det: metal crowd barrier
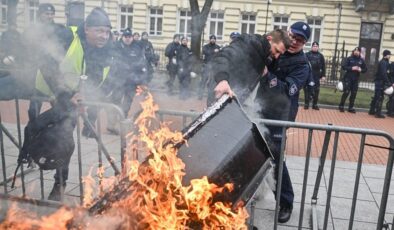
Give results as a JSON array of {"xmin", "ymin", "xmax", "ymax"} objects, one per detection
[
  {"xmin": 0, "ymin": 98, "xmax": 132, "ymax": 205},
  {"xmin": 1, "ymin": 104, "xmax": 393, "ymax": 230},
  {"xmin": 255, "ymin": 118, "xmax": 394, "ymax": 230}
]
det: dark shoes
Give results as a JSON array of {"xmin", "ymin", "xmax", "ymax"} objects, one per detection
[
  {"xmin": 48, "ymin": 183, "xmax": 66, "ymax": 201},
  {"xmin": 278, "ymin": 206, "xmax": 293, "ymax": 223},
  {"xmin": 339, "ymin": 106, "xmax": 345, "ymax": 112},
  {"xmin": 368, "ymin": 110, "xmax": 376, "ymax": 115},
  {"xmin": 348, "ymin": 108, "xmax": 356, "ymax": 113},
  {"xmin": 375, "ymin": 114, "xmax": 385, "ymax": 118},
  {"xmin": 304, "ymin": 105, "xmax": 309, "ymax": 110},
  {"xmin": 312, "ymin": 105, "xmax": 319, "ymax": 110}
]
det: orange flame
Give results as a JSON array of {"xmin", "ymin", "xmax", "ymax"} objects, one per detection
[{"xmin": 0, "ymin": 87, "xmax": 249, "ymax": 229}]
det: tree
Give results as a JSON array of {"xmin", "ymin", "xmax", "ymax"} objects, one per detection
[{"xmin": 189, "ymin": 0, "xmax": 213, "ymax": 58}]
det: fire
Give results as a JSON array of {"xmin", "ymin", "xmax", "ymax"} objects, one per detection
[{"xmin": 0, "ymin": 87, "xmax": 249, "ymax": 229}]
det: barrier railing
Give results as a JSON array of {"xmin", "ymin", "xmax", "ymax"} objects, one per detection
[
  {"xmin": 254, "ymin": 119, "xmax": 394, "ymax": 230},
  {"xmin": 0, "ymin": 98, "xmax": 132, "ymax": 205}
]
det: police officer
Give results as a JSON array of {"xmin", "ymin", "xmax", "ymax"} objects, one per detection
[
  {"xmin": 261, "ymin": 22, "xmax": 312, "ymax": 223},
  {"xmin": 199, "ymin": 34, "xmax": 221, "ymax": 99},
  {"xmin": 208, "ymin": 29, "xmax": 293, "ymax": 223},
  {"xmin": 305, "ymin": 41, "xmax": 326, "ymax": 110},
  {"xmin": 109, "ymin": 28, "xmax": 147, "ymax": 120},
  {"xmin": 338, "ymin": 47, "xmax": 367, "ymax": 113},
  {"xmin": 386, "ymin": 61, "xmax": 394, "ymax": 117},
  {"xmin": 164, "ymin": 34, "xmax": 181, "ymax": 95},
  {"xmin": 176, "ymin": 36, "xmax": 193, "ymax": 99},
  {"xmin": 369, "ymin": 50, "xmax": 392, "ymax": 118},
  {"xmin": 140, "ymin": 31, "xmax": 158, "ymax": 83}
]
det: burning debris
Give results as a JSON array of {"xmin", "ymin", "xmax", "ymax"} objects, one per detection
[{"xmin": 0, "ymin": 88, "xmax": 249, "ymax": 229}]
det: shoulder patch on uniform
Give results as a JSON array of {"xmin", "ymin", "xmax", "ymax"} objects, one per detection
[
  {"xmin": 289, "ymin": 84, "xmax": 298, "ymax": 96},
  {"xmin": 269, "ymin": 77, "xmax": 277, "ymax": 88}
]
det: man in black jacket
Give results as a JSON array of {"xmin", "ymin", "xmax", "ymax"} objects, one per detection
[
  {"xmin": 199, "ymin": 34, "xmax": 221, "ymax": 99},
  {"xmin": 305, "ymin": 41, "xmax": 326, "ymax": 110},
  {"xmin": 338, "ymin": 47, "xmax": 367, "ymax": 113},
  {"xmin": 165, "ymin": 34, "xmax": 180, "ymax": 95},
  {"xmin": 369, "ymin": 50, "xmax": 392, "ymax": 118},
  {"xmin": 20, "ymin": 7, "xmax": 114, "ymax": 201}
]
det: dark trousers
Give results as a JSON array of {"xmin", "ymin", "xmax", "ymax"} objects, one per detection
[
  {"xmin": 370, "ymin": 82, "xmax": 385, "ymax": 115},
  {"xmin": 304, "ymin": 85, "xmax": 320, "ymax": 107},
  {"xmin": 178, "ymin": 71, "xmax": 191, "ymax": 99},
  {"xmin": 166, "ymin": 64, "xmax": 177, "ymax": 92},
  {"xmin": 54, "ymin": 167, "xmax": 69, "ymax": 185},
  {"xmin": 271, "ymin": 137, "xmax": 294, "ymax": 208},
  {"xmin": 387, "ymin": 95, "xmax": 394, "ymax": 115},
  {"xmin": 198, "ymin": 64, "xmax": 209, "ymax": 97},
  {"xmin": 339, "ymin": 78, "xmax": 359, "ymax": 109}
]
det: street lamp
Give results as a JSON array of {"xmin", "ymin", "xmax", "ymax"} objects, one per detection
[{"xmin": 264, "ymin": 0, "xmax": 272, "ymax": 34}]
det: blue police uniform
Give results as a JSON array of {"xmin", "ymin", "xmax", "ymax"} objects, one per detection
[
  {"xmin": 369, "ymin": 51, "xmax": 391, "ymax": 117},
  {"xmin": 339, "ymin": 49, "xmax": 367, "ymax": 112}
]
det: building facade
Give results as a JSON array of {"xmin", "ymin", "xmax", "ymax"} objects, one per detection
[{"xmin": 1, "ymin": 0, "xmax": 393, "ymax": 79}]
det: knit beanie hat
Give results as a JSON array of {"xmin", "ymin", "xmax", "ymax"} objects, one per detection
[{"xmin": 85, "ymin": 7, "xmax": 111, "ymax": 28}]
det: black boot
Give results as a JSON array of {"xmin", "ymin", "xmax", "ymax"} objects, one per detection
[
  {"xmin": 278, "ymin": 206, "xmax": 293, "ymax": 223},
  {"xmin": 48, "ymin": 183, "xmax": 66, "ymax": 201}
]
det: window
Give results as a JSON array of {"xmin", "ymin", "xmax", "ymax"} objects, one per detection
[
  {"xmin": 28, "ymin": 0, "xmax": 39, "ymax": 23},
  {"xmin": 208, "ymin": 12, "xmax": 224, "ymax": 40},
  {"xmin": 149, "ymin": 8, "xmax": 163, "ymax": 36},
  {"xmin": 306, "ymin": 18, "xmax": 322, "ymax": 47},
  {"xmin": 178, "ymin": 10, "xmax": 191, "ymax": 37},
  {"xmin": 120, "ymin": 6, "xmax": 133, "ymax": 30},
  {"xmin": 1, "ymin": 0, "xmax": 7, "ymax": 25},
  {"xmin": 273, "ymin": 15, "xmax": 288, "ymax": 31},
  {"xmin": 66, "ymin": 2, "xmax": 84, "ymax": 26},
  {"xmin": 241, "ymin": 13, "xmax": 256, "ymax": 34}
]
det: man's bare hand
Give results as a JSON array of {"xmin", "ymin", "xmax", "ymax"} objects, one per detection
[
  {"xmin": 214, "ymin": 80, "xmax": 234, "ymax": 98},
  {"xmin": 71, "ymin": 92, "xmax": 83, "ymax": 106}
]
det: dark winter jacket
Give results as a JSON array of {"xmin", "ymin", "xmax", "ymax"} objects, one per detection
[
  {"xmin": 208, "ymin": 34, "xmax": 274, "ymax": 103},
  {"xmin": 202, "ymin": 42, "xmax": 221, "ymax": 63},
  {"xmin": 140, "ymin": 39, "xmax": 158, "ymax": 66},
  {"xmin": 265, "ymin": 50, "xmax": 311, "ymax": 122},
  {"xmin": 176, "ymin": 44, "xmax": 192, "ymax": 75},
  {"xmin": 341, "ymin": 55, "xmax": 367, "ymax": 80},
  {"xmin": 374, "ymin": 58, "xmax": 391, "ymax": 87},
  {"xmin": 110, "ymin": 39, "xmax": 147, "ymax": 85},
  {"xmin": 306, "ymin": 51, "xmax": 326, "ymax": 80},
  {"xmin": 165, "ymin": 41, "xmax": 180, "ymax": 72}
]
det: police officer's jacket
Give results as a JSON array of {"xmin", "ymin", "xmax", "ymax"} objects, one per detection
[
  {"xmin": 209, "ymin": 34, "xmax": 273, "ymax": 103},
  {"xmin": 202, "ymin": 42, "xmax": 221, "ymax": 63},
  {"xmin": 176, "ymin": 44, "xmax": 192, "ymax": 74},
  {"xmin": 264, "ymin": 50, "xmax": 311, "ymax": 122},
  {"xmin": 341, "ymin": 55, "xmax": 367, "ymax": 80},
  {"xmin": 306, "ymin": 51, "xmax": 325, "ymax": 80},
  {"xmin": 374, "ymin": 58, "xmax": 391, "ymax": 86},
  {"xmin": 113, "ymin": 39, "xmax": 146, "ymax": 80},
  {"xmin": 165, "ymin": 41, "xmax": 180, "ymax": 71}
]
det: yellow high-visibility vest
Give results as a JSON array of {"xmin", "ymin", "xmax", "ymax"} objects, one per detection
[{"xmin": 35, "ymin": 26, "xmax": 110, "ymax": 96}]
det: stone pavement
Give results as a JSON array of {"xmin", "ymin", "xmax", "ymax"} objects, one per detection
[{"xmin": 0, "ymin": 74, "xmax": 394, "ymax": 229}]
